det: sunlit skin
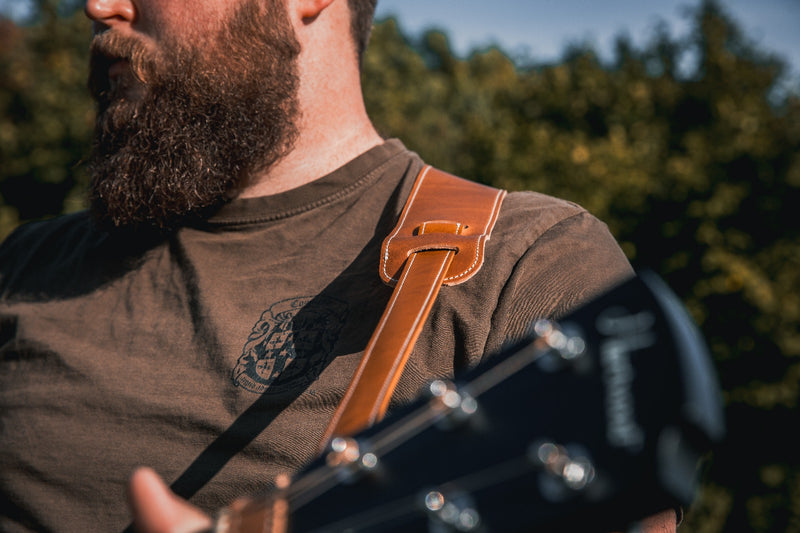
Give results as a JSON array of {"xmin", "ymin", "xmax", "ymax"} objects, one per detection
[{"xmin": 83, "ymin": 0, "xmax": 382, "ymax": 530}]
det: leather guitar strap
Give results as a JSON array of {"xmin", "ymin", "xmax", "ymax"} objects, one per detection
[{"xmin": 318, "ymin": 165, "xmax": 506, "ymax": 450}]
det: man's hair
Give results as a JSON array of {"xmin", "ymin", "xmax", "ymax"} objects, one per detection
[{"xmin": 347, "ymin": 0, "xmax": 377, "ymax": 60}]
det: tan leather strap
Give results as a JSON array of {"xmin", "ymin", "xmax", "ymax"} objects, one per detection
[{"xmin": 318, "ymin": 166, "xmax": 506, "ymax": 451}]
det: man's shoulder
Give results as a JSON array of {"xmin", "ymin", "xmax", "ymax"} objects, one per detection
[
  {"xmin": 502, "ymin": 188, "xmax": 583, "ymax": 213},
  {"xmin": 490, "ymin": 189, "xmax": 604, "ymax": 253},
  {"xmin": 0, "ymin": 212, "xmax": 103, "ymax": 299},
  {"xmin": 1, "ymin": 211, "xmax": 96, "ymax": 259},
  {"xmin": 479, "ymin": 187, "xmax": 633, "ymax": 329}
]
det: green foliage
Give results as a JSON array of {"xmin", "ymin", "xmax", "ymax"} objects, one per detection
[
  {"xmin": 2, "ymin": 0, "xmax": 799, "ymax": 530},
  {"xmin": 363, "ymin": 3, "xmax": 799, "ymax": 531},
  {"xmin": 0, "ymin": 0, "xmax": 92, "ymax": 239}
]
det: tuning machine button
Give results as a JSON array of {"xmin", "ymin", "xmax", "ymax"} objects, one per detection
[
  {"xmin": 422, "ymin": 489, "xmax": 481, "ymax": 531},
  {"xmin": 325, "ymin": 437, "xmax": 380, "ymax": 483},
  {"xmin": 532, "ymin": 319, "xmax": 589, "ymax": 373},
  {"xmin": 428, "ymin": 380, "xmax": 479, "ymax": 429},
  {"xmin": 529, "ymin": 441, "xmax": 596, "ymax": 501}
]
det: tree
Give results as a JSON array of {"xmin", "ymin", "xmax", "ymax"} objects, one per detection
[
  {"xmin": 0, "ymin": 0, "xmax": 92, "ymax": 239},
  {"xmin": 363, "ymin": 3, "xmax": 799, "ymax": 531}
]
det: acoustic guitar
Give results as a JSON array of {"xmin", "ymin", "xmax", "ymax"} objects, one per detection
[{"xmin": 212, "ymin": 271, "xmax": 725, "ymax": 532}]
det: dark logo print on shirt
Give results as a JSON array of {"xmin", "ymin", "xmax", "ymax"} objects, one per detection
[{"xmin": 231, "ymin": 296, "xmax": 348, "ymax": 394}]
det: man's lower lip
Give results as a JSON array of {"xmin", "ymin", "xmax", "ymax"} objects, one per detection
[{"xmin": 108, "ymin": 60, "xmax": 130, "ymax": 78}]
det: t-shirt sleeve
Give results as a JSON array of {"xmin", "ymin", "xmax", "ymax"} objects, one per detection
[{"xmin": 484, "ymin": 209, "xmax": 634, "ymax": 358}]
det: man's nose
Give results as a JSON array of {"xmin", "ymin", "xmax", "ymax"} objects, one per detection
[{"xmin": 84, "ymin": 0, "xmax": 136, "ymax": 26}]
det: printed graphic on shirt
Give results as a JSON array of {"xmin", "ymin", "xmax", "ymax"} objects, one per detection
[{"xmin": 232, "ymin": 296, "xmax": 348, "ymax": 394}]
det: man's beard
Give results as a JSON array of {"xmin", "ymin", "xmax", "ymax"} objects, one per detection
[{"xmin": 87, "ymin": 0, "xmax": 301, "ymax": 230}]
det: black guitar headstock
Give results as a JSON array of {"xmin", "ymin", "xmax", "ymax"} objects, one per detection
[{"xmin": 229, "ymin": 271, "xmax": 725, "ymax": 533}]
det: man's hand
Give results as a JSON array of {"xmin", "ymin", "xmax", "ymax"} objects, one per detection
[{"xmin": 128, "ymin": 467, "xmax": 213, "ymax": 533}]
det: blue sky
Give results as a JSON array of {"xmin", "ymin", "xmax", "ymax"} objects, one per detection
[
  {"xmin": 375, "ymin": 0, "xmax": 800, "ymax": 82},
  {"xmin": 0, "ymin": 0, "xmax": 796, "ymax": 82}
]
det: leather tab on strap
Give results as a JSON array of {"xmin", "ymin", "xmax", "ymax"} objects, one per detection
[{"xmin": 381, "ymin": 165, "xmax": 507, "ymax": 286}]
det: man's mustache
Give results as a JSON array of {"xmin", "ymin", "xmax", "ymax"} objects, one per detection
[{"xmin": 88, "ymin": 32, "xmax": 156, "ymax": 101}]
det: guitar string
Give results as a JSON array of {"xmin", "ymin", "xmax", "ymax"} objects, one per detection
[
  {"xmin": 301, "ymin": 455, "xmax": 537, "ymax": 533},
  {"xmin": 232, "ymin": 401, "xmax": 449, "ymax": 518},
  {"xmin": 232, "ymin": 335, "xmax": 555, "ymax": 526},
  {"xmin": 285, "ymin": 405, "xmax": 444, "ymax": 510},
  {"xmin": 285, "ymin": 336, "xmax": 552, "ymax": 511}
]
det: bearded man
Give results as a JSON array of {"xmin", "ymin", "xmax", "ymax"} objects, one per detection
[{"xmin": 0, "ymin": 0, "xmax": 678, "ymax": 532}]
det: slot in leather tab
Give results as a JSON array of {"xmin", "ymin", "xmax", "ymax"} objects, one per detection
[{"xmin": 381, "ymin": 166, "xmax": 506, "ymax": 286}]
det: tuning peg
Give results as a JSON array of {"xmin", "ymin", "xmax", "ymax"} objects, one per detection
[
  {"xmin": 325, "ymin": 437, "xmax": 381, "ymax": 484},
  {"xmin": 427, "ymin": 379, "xmax": 480, "ymax": 430},
  {"xmin": 422, "ymin": 489, "xmax": 481, "ymax": 532},
  {"xmin": 529, "ymin": 441, "xmax": 596, "ymax": 502},
  {"xmin": 532, "ymin": 319, "xmax": 590, "ymax": 374}
]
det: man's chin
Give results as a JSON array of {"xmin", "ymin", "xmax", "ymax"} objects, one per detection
[
  {"xmin": 109, "ymin": 82, "xmax": 147, "ymax": 105},
  {"xmin": 95, "ymin": 97, "xmax": 147, "ymax": 140}
]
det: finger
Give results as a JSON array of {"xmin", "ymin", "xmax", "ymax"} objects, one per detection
[{"xmin": 128, "ymin": 467, "xmax": 214, "ymax": 533}]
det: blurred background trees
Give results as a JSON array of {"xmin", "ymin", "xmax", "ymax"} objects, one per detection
[
  {"xmin": 2, "ymin": 0, "xmax": 799, "ymax": 530},
  {"xmin": 0, "ymin": 0, "xmax": 92, "ymax": 230},
  {"xmin": 362, "ymin": 8, "xmax": 800, "ymax": 529}
]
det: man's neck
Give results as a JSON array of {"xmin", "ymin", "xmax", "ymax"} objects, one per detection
[
  {"xmin": 236, "ymin": 0, "xmax": 384, "ymax": 199},
  {"xmin": 237, "ymin": 118, "xmax": 383, "ymax": 199}
]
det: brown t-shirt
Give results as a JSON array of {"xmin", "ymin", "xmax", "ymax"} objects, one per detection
[{"xmin": 0, "ymin": 140, "xmax": 633, "ymax": 531}]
